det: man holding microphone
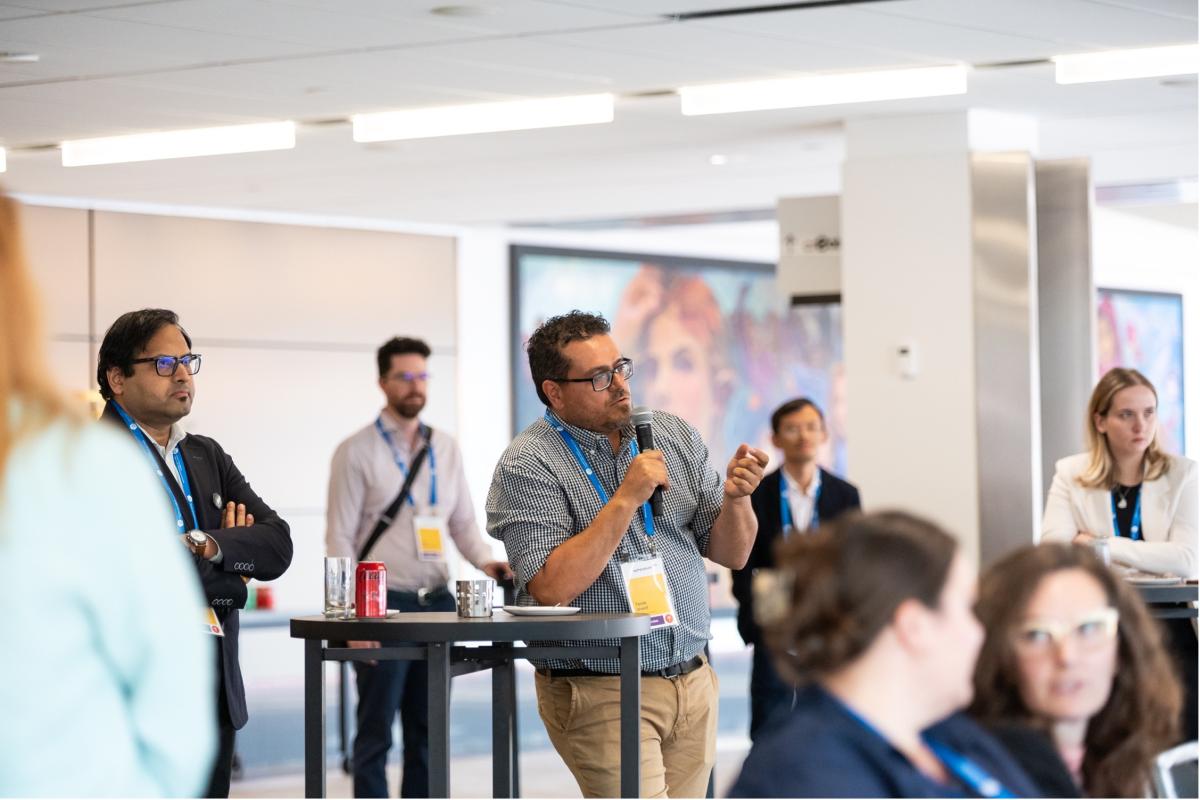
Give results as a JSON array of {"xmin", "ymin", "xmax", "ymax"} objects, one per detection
[{"xmin": 487, "ymin": 310, "xmax": 767, "ymax": 798}]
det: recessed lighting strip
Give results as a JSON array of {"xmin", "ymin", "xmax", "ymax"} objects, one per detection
[
  {"xmin": 678, "ymin": 64, "xmax": 968, "ymax": 115},
  {"xmin": 1053, "ymin": 44, "xmax": 1199, "ymax": 84},
  {"xmin": 61, "ymin": 121, "xmax": 296, "ymax": 167},
  {"xmin": 351, "ymin": 93, "xmax": 614, "ymax": 142}
]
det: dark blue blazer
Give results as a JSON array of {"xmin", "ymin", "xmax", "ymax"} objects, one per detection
[
  {"xmin": 729, "ymin": 685, "xmax": 1041, "ymax": 798},
  {"xmin": 102, "ymin": 402, "xmax": 292, "ymax": 729},
  {"xmin": 731, "ymin": 466, "xmax": 861, "ymax": 646}
]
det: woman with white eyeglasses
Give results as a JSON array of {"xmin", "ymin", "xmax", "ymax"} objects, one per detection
[{"xmin": 970, "ymin": 544, "xmax": 1181, "ymax": 797}]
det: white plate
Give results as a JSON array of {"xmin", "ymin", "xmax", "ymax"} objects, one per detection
[
  {"xmin": 335, "ymin": 609, "xmax": 401, "ymax": 620},
  {"xmin": 1124, "ymin": 575, "xmax": 1183, "ymax": 586},
  {"xmin": 502, "ymin": 605, "xmax": 581, "ymax": 616}
]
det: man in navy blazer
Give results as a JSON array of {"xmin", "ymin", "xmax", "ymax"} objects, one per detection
[
  {"xmin": 98, "ymin": 309, "xmax": 292, "ymax": 797},
  {"xmin": 731, "ymin": 397, "xmax": 861, "ymax": 739}
]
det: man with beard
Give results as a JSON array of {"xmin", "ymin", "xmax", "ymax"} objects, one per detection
[
  {"xmin": 487, "ymin": 311, "xmax": 768, "ymax": 798},
  {"xmin": 96, "ymin": 308, "xmax": 293, "ymax": 797},
  {"xmin": 326, "ymin": 335, "xmax": 511, "ymax": 799}
]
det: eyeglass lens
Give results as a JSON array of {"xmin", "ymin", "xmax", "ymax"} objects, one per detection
[
  {"xmin": 591, "ymin": 360, "xmax": 634, "ymax": 391},
  {"xmin": 156, "ymin": 354, "xmax": 202, "ymax": 376}
]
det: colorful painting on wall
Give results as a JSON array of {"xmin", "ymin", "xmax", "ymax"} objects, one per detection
[
  {"xmin": 511, "ymin": 245, "xmax": 847, "ymax": 474},
  {"xmin": 1096, "ymin": 288, "xmax": 1185, "ymax": 455}
]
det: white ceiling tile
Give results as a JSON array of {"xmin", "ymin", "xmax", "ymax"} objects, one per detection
[
  {"xmin": 93, "ymin": 0, "xmax": 489, "ymax": 49},
  {"xmin": 541, "ymin": 0, "xmax": 775, "ymax": 15},
  {"xmin": 875, "ymin": 0, "xmax": 1196, "ymax": 49},
  {"xmin": 538, "ymin": 22, "xmax": 921, "ymax": 85},
  {"xmin": 1082, "ymin": 0, "xmax": 1197, "ymax": 21},
  {"xmin": 268, "ymin": 0, "xmax": 651, "ymax": 30},
  {"xmin": 697, "ymin": 7, "xmax": 1072, "ymax": 64},
  {"xmin": 0, "ymin": 14, "xmax": 314, "ymax": 75}
]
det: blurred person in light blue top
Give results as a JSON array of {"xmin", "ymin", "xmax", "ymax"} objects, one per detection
[{"xmin": 0, "ymin": 191, "xmax": 216, "ymax": 797}]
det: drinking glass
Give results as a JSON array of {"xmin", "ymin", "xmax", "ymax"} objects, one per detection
[{"xmin": 324, "ymin": 557, "xmax": 354, "ymax": 618}]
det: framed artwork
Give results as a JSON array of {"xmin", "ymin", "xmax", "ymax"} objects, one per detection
[
  {"xmin": 510, "ymin": 245, "xmax": 847, "ymax": 473},
  {"xmin": 1096, "ymin": 288, "xmax": 1185, "ymax": 455}
]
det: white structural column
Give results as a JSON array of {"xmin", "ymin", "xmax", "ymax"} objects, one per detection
[{"xmin": 841, "ymin": 111, "xmax": 1041, "ymax": 567}]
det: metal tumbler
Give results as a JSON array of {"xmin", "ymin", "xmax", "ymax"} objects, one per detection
[{"xmin": 456, "ymin": 579, "xmax": 494, "ymax": 618}]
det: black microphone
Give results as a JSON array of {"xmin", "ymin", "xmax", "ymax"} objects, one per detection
[{"xmin": 632, "ymin": 405, "xmax": 664, "ymax": 517}]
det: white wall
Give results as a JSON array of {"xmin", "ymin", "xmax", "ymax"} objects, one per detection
[
  {"xmin": 1092, "ymin": 204, "xmax": 1199, "ymax": 459},
  {"xmin": 21, "ymin": 202, "xmax": 460, "ymax": 613}
]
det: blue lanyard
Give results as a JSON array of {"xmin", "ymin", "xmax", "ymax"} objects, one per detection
[
  {"xmin": 545, "ymin": 411, "xmax": 656, "ymax": 538},
  {"xmin": 828, "ymin": 690, "xmax": 1018, "ymax": 799},
  {"xmin": 375, "ymin": 417, "xmax": 437, "ymax": 508},
  {"xmin": 112, "ymin": 401, "xmax": 198, "ymax": 532},
  {"xmin": 780, "ymin": 472, "xmax": 821, "ymax": 537},
  {"xmin": 1110, "ymin": 490, "xmax": 1142, "ymax": 541},
  {"xmin": 924, "ymin": 739, "xmax": 1019, "ymax": 798}
]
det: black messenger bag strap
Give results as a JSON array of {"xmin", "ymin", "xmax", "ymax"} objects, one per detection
[{"xmin": 357, "ymin": 425, "xmax": 432, "ymax": 563}]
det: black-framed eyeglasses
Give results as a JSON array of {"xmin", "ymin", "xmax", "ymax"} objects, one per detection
[
  {"xmin": 553, "ymin": 358, "xmax": 633, "ymax": 392},
  {"xmin": 131, "ymin": 353, "xmax": 203, "ymax": 377}
]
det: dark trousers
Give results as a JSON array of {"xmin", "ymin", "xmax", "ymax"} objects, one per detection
[
  {"xmin": 353, "ymin": 588, "xmax": 456, "ymax": 798},
  {"xmin": 204, "ymin": 706, "xmax": 236, "ymax": 798},
  {"xmin": 749, "ymin": 643, "xmax": 796, "ymax": 742}
]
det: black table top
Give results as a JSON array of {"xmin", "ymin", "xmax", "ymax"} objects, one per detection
[
  {"xmin": 1134, "ymin": 583, "xmax": 1199, "ymax": 604},
  {"xmin": 290, "ymin": 611, "xmax": 652, "ymax": 642}
]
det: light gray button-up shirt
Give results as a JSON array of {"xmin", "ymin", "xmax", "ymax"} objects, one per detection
[{"xmin": 326, "ymin": 409, "xmax": 495, "ymax": 592}]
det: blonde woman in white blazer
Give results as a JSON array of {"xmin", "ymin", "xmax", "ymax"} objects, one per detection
[{"xmin": 1042, "ymin": 367, "xmax": 1198, "ymax": 578}]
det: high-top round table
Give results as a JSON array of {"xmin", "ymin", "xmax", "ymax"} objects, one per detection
[{"xmin": 290, "ymin": 612, "xmax": 652, "ymax": 798}]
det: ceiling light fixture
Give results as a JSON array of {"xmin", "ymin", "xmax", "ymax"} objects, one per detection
[
  {"xmin": 678, "ymin": 64, "xmax": 968, "ymax": 116},
  {"xmin": 0, "ymin": 52, "xmax": 40, "ymax": 63},
  {"xmin": 61, "ymin": 121, "xmax": 296, "ymax": 167},
  {"xmin": 1053, "ymin": 44, "xmax": 1199, "ymax": 84},
  {"xmin": 0, "ymin": 148, "xmax": 6, "ymax": 173},
  {"xmin": 351, "ymin": 94, "xmax": 615, "ymax": 143}
]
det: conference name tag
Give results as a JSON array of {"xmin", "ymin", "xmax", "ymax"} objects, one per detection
[
  {"xmin": 204, "ymin": 607, "xmax": 225, "ymax": 637},
  {"xmin": 413, "ymin": 515, "xmax": 447, "ymax": 562},
  {"xmin": 619, "ymin": 557, "xmax": 679, "ymax": 629}
]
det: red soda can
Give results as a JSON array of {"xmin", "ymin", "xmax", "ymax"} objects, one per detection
[{"xmin": 355, "ymin": 561, "xmax": 387, "ymax": 618}]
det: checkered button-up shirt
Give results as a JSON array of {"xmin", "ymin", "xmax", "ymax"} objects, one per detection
[{"xmin": 486, "ymin": 409, "xmax": 725, "ymax": 672}]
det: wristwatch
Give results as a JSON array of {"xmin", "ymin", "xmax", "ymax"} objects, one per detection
[{"xmin": 186, "ymin": 529, "xmax": 209, "ymax": 556}]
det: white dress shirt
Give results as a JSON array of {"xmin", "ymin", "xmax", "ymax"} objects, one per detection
[
  {"xmin": 783, "ymin": 466, "xmax": 822, "ymax": 533},
  {"xmin": 326, "ymin": 409, "xmax": 496, "ymax": 592}
]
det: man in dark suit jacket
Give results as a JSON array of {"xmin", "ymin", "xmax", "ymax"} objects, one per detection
[
  {"xmin": 731, "ymin": 397, "xmax": 860, "ymax": 740},
  {"xmin": 98, "ymin": 308, "xmax": 292, "ymax": 798}
]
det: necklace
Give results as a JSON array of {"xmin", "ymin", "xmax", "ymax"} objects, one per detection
[{"xmin": 1114, "ymin": 484, "xmax": 1136, "ymax": 510}]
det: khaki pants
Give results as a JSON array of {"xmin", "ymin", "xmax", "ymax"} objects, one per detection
[{"xmin": 534, "ymin": 658, "xmax": 718, "ymax": 798}]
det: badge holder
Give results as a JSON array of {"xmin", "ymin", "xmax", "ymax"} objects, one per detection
[
  {"xmin": 413, "ymin": 514, "xmax": 448, "ymax": 562},
  {"xmin": 204, "ymin": 607, "xmax": 225, "ymax": 637},
  {"xmin": 620, "ymin": 556, "xmax": 679, "ymax": 629}
]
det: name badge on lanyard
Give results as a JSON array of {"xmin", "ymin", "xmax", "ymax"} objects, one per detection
[
  {"xmin": 376, "ymin": 418, "xmax": 443, "ymax": 560},
  {"xmin": 113, "ymin": 402, "xmax": 198, "ymax": 533},
  {"xmin": 113, "ymin": 403, "xmax": 221, "ymax": 635},
  {"xmin": 204, "ymin": 607, "xmax": 226, "ymax": 637},
  {"xmin": 413, "ymin": 515, "xmax": 447, "ymax": 562},
  {"xmin": 619, "ymin": 557, "xmax": 680, "ymax": 629}
]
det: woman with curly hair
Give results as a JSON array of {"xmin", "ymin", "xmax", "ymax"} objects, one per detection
[
  {"xmin": 729, "ymin": 511, "xmax": 1039, "ymax": 798},
  {"xmin": 969, "ymin": 544, "xmax": 1182, "ymax": 797}
]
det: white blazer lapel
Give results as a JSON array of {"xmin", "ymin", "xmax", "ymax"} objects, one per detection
[
  {"xmin": 1088, "ymin": 487, "xmax": 1113, "ymax": 539},
  {"xmin": 1139, "ymin": 477, "xmax": 1168, "ymax": 543}
]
